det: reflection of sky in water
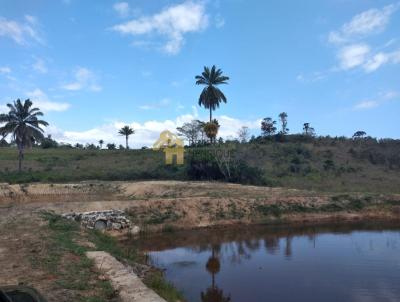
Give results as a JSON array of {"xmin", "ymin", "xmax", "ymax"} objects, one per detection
[{"xmin": 148, "ymin": 230, "xmax": 400, "ymax": 302}]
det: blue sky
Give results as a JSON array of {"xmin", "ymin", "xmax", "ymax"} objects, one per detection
[{"xmin": 0, "ymin": 0, "xmax": 399, "ymax": 147}]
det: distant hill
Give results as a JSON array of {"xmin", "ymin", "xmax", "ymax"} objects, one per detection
[{"xmin": 0, "ymin": 135, "xmax": 399, "ymax": 193}]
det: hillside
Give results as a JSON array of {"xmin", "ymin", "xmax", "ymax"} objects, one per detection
[{"xmin": 1, "ymin": 136, "xmax": 400, "ymax": 193}]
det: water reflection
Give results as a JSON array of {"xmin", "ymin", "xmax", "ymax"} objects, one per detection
[
  {"xmin": 131, "ymin": 222, "xmax": 400, "ymax": 302},
  {"xmin": 201, "ymin": 245, "xmax": 231, "ymax": 302}
]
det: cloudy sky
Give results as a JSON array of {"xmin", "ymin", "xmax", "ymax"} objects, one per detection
[{"xmin": 0, "ymin": 0, "xmax": 399, "ymax": 147}]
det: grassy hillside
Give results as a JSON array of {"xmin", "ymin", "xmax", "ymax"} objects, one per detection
[{"xmin": 1, "ymin": 136, "xmax": 400, "ymax": 193}]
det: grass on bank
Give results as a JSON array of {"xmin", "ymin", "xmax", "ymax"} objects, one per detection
[
  {"xmin": 1, "ymin": 136, "xmax": 400, "ymax": 193},
  {"xmin": 37, "ymin": 212, "xmax": 184, "ymax": 302}
]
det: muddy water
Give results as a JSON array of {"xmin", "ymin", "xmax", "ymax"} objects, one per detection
[{"xmin": 133, "ymin": 223, "xmax": 400, "ymax": 302}]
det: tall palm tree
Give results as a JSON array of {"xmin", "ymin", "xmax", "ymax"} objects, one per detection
[
  {"xmin": 118, "ymin": 125, "xmax": 134, "ymax": 149},
  {"xmin": 195, "ymin": 65, "xmax": 229, "ymax": 122},
  {"xmin": 98, "ymin": 139, "xmax": 104, "ymax": 149},
  {"xmin": 0, "ymin": 99, "xmax": 48, "ymax": 172}
]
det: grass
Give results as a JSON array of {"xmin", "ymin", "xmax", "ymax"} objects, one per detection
[
  {"xmin": 253, "ymin": 195, "xmax": 393, "ymax": 219},
  {"xmin": 1, "ymin": 136, "xmax": 400, "ymax": 193},
  {"xmin": 144, "ymin": 272, "xmax": 184, "ymax": 302},
  {"xmin": 38, "ymin": 212, "xmax": 183, "ymax": 302}
]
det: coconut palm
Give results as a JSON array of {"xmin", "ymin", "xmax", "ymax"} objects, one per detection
[
  {"xmin": 195, "ymin": 65, "xmax": 229, "ymax": 122},
  {"xmin": 118, "ymin": 125, "xmax": 134, "ymax": 149},
  {"xmin": 0, "ymin": 99, "xmax": 48, "ymax": 172}
]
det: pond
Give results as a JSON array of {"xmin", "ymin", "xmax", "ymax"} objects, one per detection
[{"xmin": 133, "ymin": 222, "xmax": 400, "ymax": 302}]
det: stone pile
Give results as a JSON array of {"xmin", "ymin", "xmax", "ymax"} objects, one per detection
[{"xmin": 62, "ymin": 210, "xmax": 135, "ymax": 231}]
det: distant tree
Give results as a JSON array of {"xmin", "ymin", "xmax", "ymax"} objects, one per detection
[
  {"xmin": 118, "ymin": 125, "xmax": 134, "ymax": 149},
  {"xmin": 85, "ymin": 143, "xmax": 98, "ymax": 150},
  {"xmin": 203, "ymin": 119, "xmax": 220, "ymax": 143},
  {"xmin": 0, "ymin": 99, "xmax": 48, "ymax": 172},
  {"xmin": 106, "ymin": 143, "xmax": 116, "ymax": 150},
  {"xmin": 118, "ymin": 144, "xmax": 125, "ymax": 150},
  {"xmin": 74, "ymin": 143, "xmax": 84, "ymax": 149},
  {"xmin": 303, "ymin": 123, "xmax": 315, "ymax": 136},
  {"xmin": 196, "ymin": 65, "xmax": 230, "ymax": 122},
  {"xmin": 98, "ymin": 139, "xmax": 104, "ymax": 149},
  {"xmin": 261, "ymin": 117, "xmax": 277, "ymax": 136},
  {"xmin": 40, "ymin": 134, "xmax": 59, "ymax": 149},
  {"xmin": 278, "ymin": 112, "xmax": 289, "ymax": 135},
  {"xmin": 0, "ymin": 134, "xmax": 9, "ymax": 147},
  {"xmin": 177, "ymin": 120, "xmax": 204, "ymax": 146},
  {"xmin": 353, "ymin": 131, "xmax": 367, "ymax": 139},
  {"xmin": 237, "ymin": 126, "xmax": 249, "ymax": 143}
]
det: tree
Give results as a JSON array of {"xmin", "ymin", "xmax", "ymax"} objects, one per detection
[
  {"xmin": 303, "ymin": 123, "xmax": 315, "ymax": 136},
  {"xmin": 85, "ymin": 143, "xmax": 98, "ymax": 150},
  {"xmin": 118, "ymin": 125, "xmax": 134, "ymax": 149},
  {"xmin": 203, "ymin": 120, "xmax": 220, "ymax": 143},
  {"xmin": 237, "ymin": 126, "xmax": 249, "ymax": 143},
  {"xmin": 195, "ymin": 65, "xmax": 230, "ymax": 122},
  {"xmin": 353, "ymin": 131, "xmax": 366, "ymax": 139},
  {"xmin": 176, "ymin": 120, "xmax": 204, "ymax": 146},
  {"xmin": 261, "ymin": 118, "xmax": 277, "ymax": 136},
  {"xmin": 106, "ymin": 143, "xmax": 116, "ymax": 150},
  {"xmin": 98, "ymin": 139, "xmax": 104, "ymax": 149},
  {"xmin": 278, "ymin": 112, "xmax": 289, "ymax": 135},
  {"xmin": 0, "ymin": 99, "xmax": 48, "ymax": 172},
  {"xmin": 41, "ymin": 134, "xmax": 59, "ymax": 149}
]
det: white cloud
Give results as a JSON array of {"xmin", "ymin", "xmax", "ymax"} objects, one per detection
[
  {"xmin": 111, "ymin": 1, "xmax": 209, "ymax": 54},
  {"xmin": 26, "ymin": 89, "xmax": 70, "ymax": 112},
  {"xmin": 48, "ymin": 110, "xmax": 261, "ymax": 147},
  {"xmin": 353, "ymin": 90, "xmax": 399, "ymax": 110},
  {"xmin": 327, "ymin": 3, "xmax": 400, "ymax": 73},
  {"xmin": 362, "ymin": 49, "xmax": 400, "ymax": 72},
  {"xmin": 32, "ymin": 58, "xmax": 48, "ymax": 74},
  {"xmin": 328, "ymin": 3, "xmax": 399, "ymax": 45},
  {"xmin": 113, "ymin": 2, "xmax": 130, "ymax": 18},
  {"xmin": 354, "ymin": 100, "xmax": 379, "ymax": 110},
  {"xmin": 139, "ymin": 98, "xmax": 170, "ymax": 110},
  {"xmin": 296, "ymin": 71, "xmax": 327, "ymax": 83},
  {"xmin": 363, "ymin": 52, "xmax": 389, "ymax": 72},
  {"xmin": 215, "ymin": 14, "xmax": 225, "ymax": 28},
  {"xmin": 337, "ymin": 44, "xmax": 370, "ymax": 70},
  {"xmin": 24, "ymin": 15, "xmax": 37, "ymax": 25},
  {"xmin": 62, "ymin": 67, "xmax": 102, "ymax": 92},
  {"xmin": 0, "ymin": 16, "xmax": 42, "ymax": 45},
  {"xmin": 0, "ymin": 104, "xmax": 7, "ymax": 114},
  {"xmin": 0, "ymin": 66, "xmax": 11, "ymax": 74}
]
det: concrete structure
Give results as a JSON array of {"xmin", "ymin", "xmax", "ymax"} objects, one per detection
[{"xmin": 86, "ymin": 251, "xmax": 166, "ymax": 302}]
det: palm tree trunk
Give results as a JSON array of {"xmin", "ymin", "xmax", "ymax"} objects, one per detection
[
  {"xmin": 209, "ymin": 107, "xmax": 212, "ymax": 123},
  {"xmin": 18, "ymin": 147, "xmax": 23, "ymax": 172},
  {"xmin": 126, "ymin": 136, "xmax": 128, "ymax": 149}
]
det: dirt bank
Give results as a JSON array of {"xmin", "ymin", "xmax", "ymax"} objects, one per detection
[
  {"xmin": 1, "ymin": 181, "xmax": 400, "ymax": 232},
  {"xmin": 1, "ymin": 180, "xmax": 400, "ymax": 301}
]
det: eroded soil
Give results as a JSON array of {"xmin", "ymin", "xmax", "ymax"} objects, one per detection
[{"xmin": 1, "ymin": 180, "xmax": 400, "ymax": 301}]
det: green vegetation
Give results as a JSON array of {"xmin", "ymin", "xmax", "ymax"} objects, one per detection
[
  {"xmin": 195, "ymin": 65, "xmax": 229, "ymax": 122},
  {"xmin": 38, "ymin": 212, "xmax": 183, "ymax": 302},
  {"xmin": 0, "ymin": 99, "xmax": 48, "ymax": 172},
  {"xmin": 118, "ymin": 125, "xmax": 135, "ymax": 149},
  {"xmin": 143, "ymin": 272, "xmax": 184, "ymax": 302},
  {"xmin": 1, "ymin": 135, "xmax": 400, "ymax": 193},
  {"xmin": 35, "ymin": 212, "xmax": 117, "ymax": 301},
  {"xmin": 254, "ymin": 194, "xmax": 399, "ymax": 219}
]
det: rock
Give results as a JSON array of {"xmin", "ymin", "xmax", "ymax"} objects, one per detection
[
  {"xmin": 62, "ymin": 210, "xmax": 136, "ymax": 231},
  {"xmin": 130, "ymin": 225, "xmax": 140, "ymax": 235}
]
